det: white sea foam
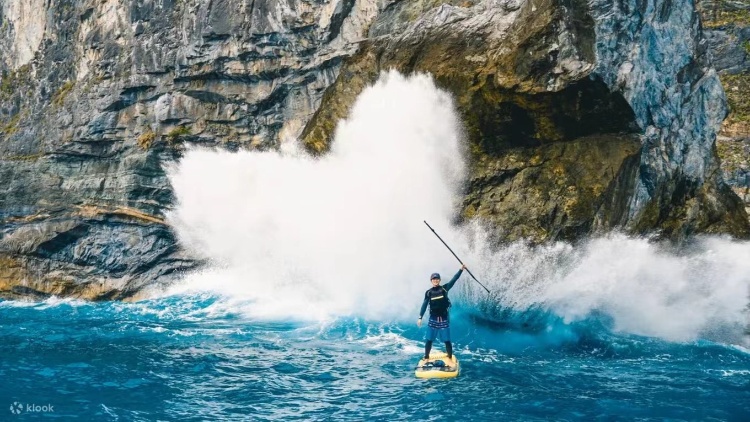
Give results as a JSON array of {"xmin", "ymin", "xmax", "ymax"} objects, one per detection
[
  {"xmin": 468, "ymin": 233, "xmax": 750, "ymax": 343},
  {"xmin": 166, "ymin": 71, "xmax": 467, "ymax": 321},
  {"xmin": 166, "ymin": 70, "xmax": 750, "ymax": 344},
  {"xmin": 357, "ymin": 332, "xmax": 423, "ymax": 354}
]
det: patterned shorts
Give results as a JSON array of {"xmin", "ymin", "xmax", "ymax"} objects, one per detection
[{"xmin": 426, "ymin": 316, "xmax": 451, "ymax": 342}]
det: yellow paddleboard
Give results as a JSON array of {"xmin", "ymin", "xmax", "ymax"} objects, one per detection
[{"xmin": 415, "ymin": 352, "xmax": 459, "ymax": 379}]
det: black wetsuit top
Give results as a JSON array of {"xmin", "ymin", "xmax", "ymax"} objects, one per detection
[{"xmin": 419, "ymin": 269, "xmax": 463, "ymax": 320}]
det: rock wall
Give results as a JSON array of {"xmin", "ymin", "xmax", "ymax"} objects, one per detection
[
  {"xmin": 0, "ymin": 0, "xmax": 385, "ymax": 300},
  {"xmin": 304, "ymin": 0, "xmax": 750, "ymax": 242},
  {"xmin": 700, "ymin": 0, "xmax": 750, "ymax": 215},
  {"xmin": 0, "ymin": 0, "xmax": 747, "ymax": 300}
]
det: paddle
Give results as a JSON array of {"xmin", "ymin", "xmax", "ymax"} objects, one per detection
[{"xmin": 423, "ymin": 220, "xmax": 491, "ymax": 293}]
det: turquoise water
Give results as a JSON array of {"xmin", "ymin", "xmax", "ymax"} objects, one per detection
[{"xmin": 1, "ymin": 295, "xmax": 748, "ymax": 421}]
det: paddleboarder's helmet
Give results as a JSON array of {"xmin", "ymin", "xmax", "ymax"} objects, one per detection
[{"xmin": 430, "ymin": 273, "xmax": 440, "ymax": 280}]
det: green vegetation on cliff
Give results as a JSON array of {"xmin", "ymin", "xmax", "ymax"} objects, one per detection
[
  {"xmin": 166, "ymin": 126, "xmax": 191, "ymax": 143},
  {"xmin": 0, "ymin": 65, "xmax": 31, "ymax": 101},
  {"xmin": 1, "ymin": 112, "xmax": 22, "ymax": 135},
  {"xmin": 701, "ymin": 1, "xmax": 750, "ymax": 28},
  {"xmin": 137, "ymin": 130, "xmax": 156, "ymax": 149},
  {"xmin": 52, "ymin": 81, "xmax": 75, "ymax": 108},
  {"xmin": 719, "ymin": 72, "xmax": 750, "ymax": 136},
  {"xmin": 717, "ymin": 136, "xmax": 748, "ymax": 174}
]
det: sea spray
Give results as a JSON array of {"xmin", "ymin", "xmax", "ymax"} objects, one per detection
[
  {"xmin": 166, "ymin": 71, "xmax": 467, "ymax": 320},
  {"xmin": 166, "ymin": 70, "xmax": 750, "ymax": 345},
  {"xmin": 464, "ymin": 230, "xmax": 750, "ymax": 344}
]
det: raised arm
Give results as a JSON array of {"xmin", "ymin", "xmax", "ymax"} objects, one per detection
[{"xmin": 442, "ymin": 266, "xmax": 465, "ymax": 291}]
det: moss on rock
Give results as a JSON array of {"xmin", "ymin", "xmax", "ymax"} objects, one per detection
[
  {"xmin": 701, "ymin": 3, "xmax": 750, "ymax": 28},
  {"xmin": 137, "ymin": 129, "xmax": 157, "ymax": 149},
  {"xmin": 719, "ymin": 72, "xmax": 750, "ymax": 137},
  {"xmin": 166, "ymin": 125, "xmax": 191, "ymax": 143},
  {"xmin": 52, "ymin": 80, "xmax": 75, "ymax": 108},
  {"xmin": 1, "ymin": 112, "xmax": 22, "ymax": 135}
]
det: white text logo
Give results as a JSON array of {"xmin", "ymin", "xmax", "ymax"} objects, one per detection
[{"xmin": 8, "ymin": 402, "xmax": 55, "ymax": 415}]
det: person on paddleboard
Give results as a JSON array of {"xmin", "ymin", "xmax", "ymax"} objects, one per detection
[{"xmin": 417, "ymin": 264, "xmax": 466, "ymax": 361}]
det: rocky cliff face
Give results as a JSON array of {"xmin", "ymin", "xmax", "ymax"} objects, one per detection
[
  {"xmin": 304, "ymin": 0, "xmax": 750, "ymax": 241},
  {"xmin": 0, "ymin": 0, "xmax": 381, "ymax": 300},
  {"xmin": 699, "ymin": 0, "xmax": 750, "ymax": 215},
  {"xmin": 1, "ymin": 0, "xmax": 747, "ymax": 300}
]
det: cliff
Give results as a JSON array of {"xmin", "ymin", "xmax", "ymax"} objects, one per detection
[
  {"xmin": 1, "ymin": 0, "xmax": 747, "ymax": 300},
  {"xmin": 700, "ymin": 0, "xmax": 750, "ymax": 215}
]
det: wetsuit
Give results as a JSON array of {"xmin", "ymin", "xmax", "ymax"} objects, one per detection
[{"xmin": 419, "ymin": 269, "xmax": 463, "ymax": 359}]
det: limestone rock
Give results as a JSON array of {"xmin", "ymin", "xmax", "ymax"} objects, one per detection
[
  {"xmin": 304, "ymin": 0, "xmax": 750, "ymax": 242},
  {"xmin": 0, "ymin": 0, "xmax": 748, "ymax": 300}
]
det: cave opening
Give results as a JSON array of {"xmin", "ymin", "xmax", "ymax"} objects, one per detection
[{"xmin": 469, "ymin": 76, "xmax": 639, "ymax": 155}]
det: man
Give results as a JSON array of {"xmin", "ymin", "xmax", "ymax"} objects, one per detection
[{"xmin": 417, "ymin": 264, "xmax": 466, "ymax": 362}]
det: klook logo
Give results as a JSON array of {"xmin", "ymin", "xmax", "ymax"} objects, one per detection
[
  {"xmin": 9, "ymin": 402, "xmax": 22, "ymax": 415},
  {"xmin": 8, "ymin": 402, "xmax": 54, "ymax": 415}
]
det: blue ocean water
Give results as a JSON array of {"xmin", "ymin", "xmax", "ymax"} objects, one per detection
[{"xmin": 1, "ymin": 294, "xmax": 748, "ymax": 421}]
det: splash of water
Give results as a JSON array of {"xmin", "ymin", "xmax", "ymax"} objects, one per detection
[
  {"xmin": 166, "ymin": 70, "xmax": 750, "ymax": 344},
  {"xmin": 466, "ymin": 230, "xmax": 750, "ymax": 343},
  {"xmin": 166, "ymin": 71, "xmax": 467, "ymax": 320}
]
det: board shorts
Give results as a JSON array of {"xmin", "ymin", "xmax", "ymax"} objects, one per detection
[{"xmin": 426, "ymin": 315, "xmax": 451, "ymax": 342}]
